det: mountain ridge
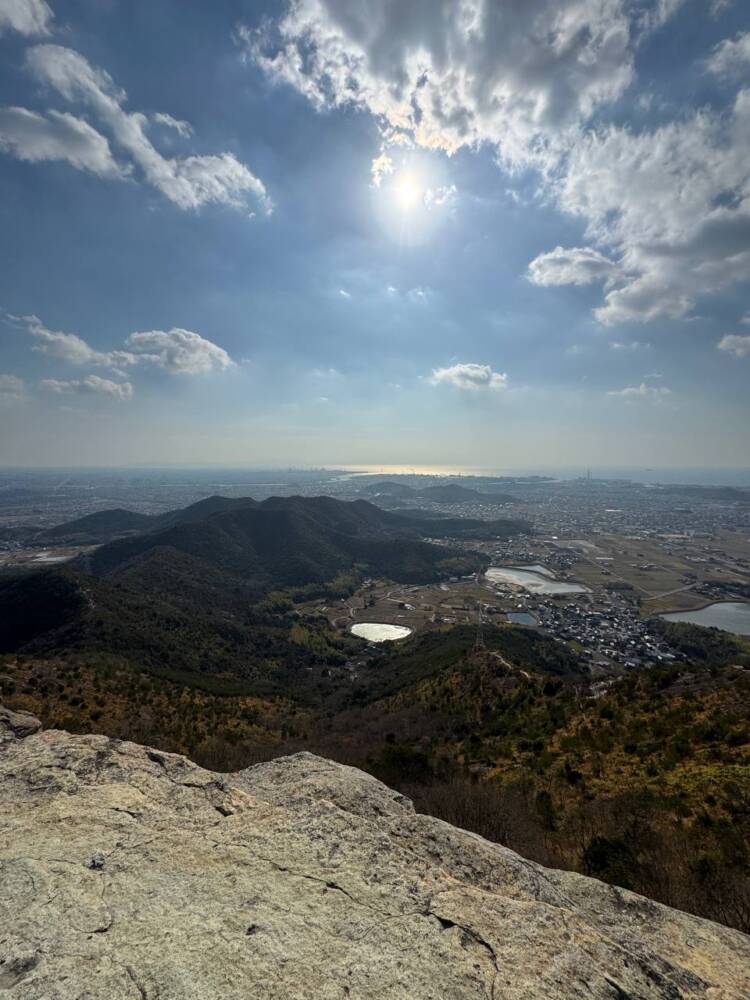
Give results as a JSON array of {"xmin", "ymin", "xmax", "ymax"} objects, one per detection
[
  {"xmin": 38, "ymin": 493, "xmax": 530, "ymax": 547},
  {"xmin": 77, "ymin": 495, "xmax": 501, "ymax": 587},
  {"xmin": 0, "ymin": 495, "xmax": 523, "ymax": 690}
]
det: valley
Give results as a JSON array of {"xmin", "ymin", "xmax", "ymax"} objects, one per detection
[{"xmin": 1, "ymin": 469, "xmax": 749, "ymax": 933}]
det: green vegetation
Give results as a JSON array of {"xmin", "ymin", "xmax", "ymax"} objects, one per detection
[
  {"xmin": 653, "ymin": 619, "xmax": 750, "ymax": 666},
  {"xmin": 355, "ymin": 654, "xmax": 750, "ymax": 933},
  {"xmin": 357, "ymin": 623, "xmax": 583, "ymax": 703},
  {"xmin": 0, "ymin": 565, "xmax": 361, "ymax": 700},
  {"xmin": 3, "ymin": 497, "xmax": 748, "ymax": 932},
  {"xmin": 5, "ymin": 624, "xmax": 748, "ymax": 932},
  {"xmin": 81, "ymin": 496, "xmax": 492, "ymax": 590},
  {"xmin": 0, "ymin": 496, "xmax": 508, "ymax": 694}
]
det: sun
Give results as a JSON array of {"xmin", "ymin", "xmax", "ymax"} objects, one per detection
[{"xmin": 392, "ymin": 171, "xmax": 423, "ymax": 211}]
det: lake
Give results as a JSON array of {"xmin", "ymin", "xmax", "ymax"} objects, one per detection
[
  {"xmin": 486, "ymin": 566, "xmax": 589, "ymax": 595},
  {"xmin": 660, "ymin": 602, "xmax": 750, "ymax": 636},
  {"xmin": 351, "ymin": 623, "xmax": 413, "ymax": 642}
]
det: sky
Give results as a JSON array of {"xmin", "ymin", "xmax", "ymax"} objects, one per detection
[{"xmin": 0, "ymin": 0, "xmax": 748, "ymax": 471}]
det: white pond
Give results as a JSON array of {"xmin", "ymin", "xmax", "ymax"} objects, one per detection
[
  {"xmin": 660, "ymin": 602, "xmax": 750, "ymax": 636},
  {"xmin": 350, "ymin": 622, "xmax": 413, "ymax": 642},
  {"xmin": 516, "ymin": 564, "xmax": 555, "ymax": 578},
  {"xmin": 486, "ymin": 566, "xmax": 589, "ymax": 596}
]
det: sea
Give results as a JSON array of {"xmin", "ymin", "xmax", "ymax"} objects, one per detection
[{"xmin": 331, "ymin": 466, "xmax": 750, "ymax": 487}]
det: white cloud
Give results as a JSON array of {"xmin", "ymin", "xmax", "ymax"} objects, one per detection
[
  {"xmin": 594, "ymin": 278, "xmax": 696, "ymax": 325},
  {"xmin": 25, "ymin": 44, "xmax": 271, "ymax": 213},
  {"xmin": 173, "ymin": 153, "xmax": 269, "ymax": 212},
  {"xmin": 556, "ymin": 91, "xmax": 750, "ymax": 323},
  {"xmin": 40, "ymin": 375, "xmax": 134, "ymax": 401},
  {"xmin": 18, "ymin": 314, "xmax": 137, "ymax": 373},
  {"xmin": 151, "ymin": 112, "xmax": 193, "ymax": 138},
  {"xmin": 424, "ymin": 184, "xmax": 457, "ymax": 211},
  {"xmin": 429, "ymin": 362, "xmax": 508, "ymax": 391},
  {"xmin": 0, "ymin": 106, "xmax": 123, "ymax": 178},
  {"xmin": 338, "ymin": 288, "xmax": 351, "ymax": 299},
  {"xmin": 718, "ymin": 333, "xmax": 750, "ymax": 358},
  {"xmin": 31, "ymin": 323, "xmax": 109, "ymax": 364},
  {"xmin": 370, "ymin": 151, "xmax": 393, "ymax": 187},
  {"xmin": 608, "ymin": 382, "xmax": 672, "ymax": 400},
  {"xmin": 0, "ymin": 0, "xmax": 52, "ymax": 36},
  {"xmin": 248, "ymin": 1, "xmax": 745, "ymax": 326},
  {"xmin": 528, "ymin": 246, "xmax": 617, "ymax": 286},
  {"xmin": 12, "ymin": 313, "xmax": 234, "ymax": 377},
  {"xmin": 705, "ymin": 32, "xmax": 750, "ymax": 79},
  {"xmin": 0, "ymin": 373, "xmax": 26, "ymax": 401},
  {"xmin": 636, "ymin": 0, "xmax": 687, "ymax": 33},
  {"xmin": 124, "ymin": 328, "xmax": 234, "ymax": 374},
  {"xmin": 609, "ymin": 340, "xmax": 649, "ymax": 350},
  {"xmin": 246, "ymin": 0, "xmax": 637, "ymax": 168}
]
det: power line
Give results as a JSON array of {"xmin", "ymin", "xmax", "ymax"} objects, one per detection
[{"xmin": 474, "ymin": 601, "xmax": 485, "ymax": 651}]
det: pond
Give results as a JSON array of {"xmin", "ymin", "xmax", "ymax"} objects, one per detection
[
  {"xmin": 486, "ymin": 566, "xmax": 589, "ymax": 595},
  {"xmin": 659, "ymin": 602, "xmax": 750, "ymax": 636},
  {"xmin": 506, "ymin": 612, "xmax": 537, "ymax": 626},
  {"xmin": 516, "ymin": 564, "xmax": 555, "ymax": 578},
  {"xmin": 350, "ymin": 622, "xmax": 413, "ymax": 643}
]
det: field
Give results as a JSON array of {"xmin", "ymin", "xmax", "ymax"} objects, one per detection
[
  {"xmin": 292, "ymin": 524, "xmax": 750, "ymax": 647},
  {"xmin": 560, "ymin": 536, "xmax": 700, "ymax": 603},
  {"xmin": 545, "ymin": 531, "xmax": 750, "ymax": 616},
  {"xmin": 309, "ymin": 577, "xmax": 489, "ymax": 634},
  {"xmin": 0, "ymin": 545, "xmax": 94, "ymax": 571}
]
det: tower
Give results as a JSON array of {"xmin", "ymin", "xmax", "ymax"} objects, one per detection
[{"xmin": 474, "ymin": 601, "xmax": 485, "ymax": 651}]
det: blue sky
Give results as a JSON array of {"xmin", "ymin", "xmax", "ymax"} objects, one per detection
[{"xmin": 0, "ymin": 0, "xmax": 748, "ymax": 469}]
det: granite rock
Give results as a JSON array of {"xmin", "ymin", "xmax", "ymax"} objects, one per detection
[{"xmin": 1, "ymin": 706, "xmax": 748, "ymax": 999}]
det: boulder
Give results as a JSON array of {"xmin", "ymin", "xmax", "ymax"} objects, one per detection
[
  {"xmin": 0, "ymin": 706, "xmax": 748, "ymax": 998},
  {"xmin": 0, "ymin": 704, "xmax": 41, "ymax": 746}
]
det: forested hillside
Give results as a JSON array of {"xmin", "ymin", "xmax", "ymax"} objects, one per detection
[
  {"xmin": 0, "ymin": 496, "xmax": 511, "ymax": 685},
  {"xmin": 3, "ymin": 620, "xmax": 749, "ymax": 932}
]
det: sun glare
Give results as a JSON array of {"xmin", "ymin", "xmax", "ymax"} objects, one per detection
[{"xmin": 393, "ymin": 172, "xmax": 422, "ymax": 211}]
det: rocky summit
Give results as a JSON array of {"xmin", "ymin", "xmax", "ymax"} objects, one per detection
[{"xmin": 1, "ymin": 708, "xmax": 749, "ymax": 1000}]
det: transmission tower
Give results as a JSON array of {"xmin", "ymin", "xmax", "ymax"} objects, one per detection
[{"xmin": 474, "ymin": 601, "xmax": 485, "ymax": 651}]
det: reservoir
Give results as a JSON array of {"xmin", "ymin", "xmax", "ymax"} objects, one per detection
[
  {"xmin": 659, "ymin": 602, "xmax": 750, "ymax": 636},
  {"xmin": 516, "ymin": 564, "xmax": 555, "ymax": 578},
  {"xmin": 506, "ymin": 612, "xmax": 537, "ymax": 626},
  {"xmin": 351, "ymin": 622, "xmax": 413, "ymax": 642},
  {"xmin": 486, "ymin": 566, "xmax": 588, "ymax": 596}
]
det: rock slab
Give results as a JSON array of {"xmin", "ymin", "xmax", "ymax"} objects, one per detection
[{"xmin": 1, "ymin": 706, "xmax": 749, "ymax": 999}]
